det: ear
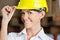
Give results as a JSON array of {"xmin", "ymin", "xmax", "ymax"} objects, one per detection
[{"xmin": 39, "ymin": 11, "xmax": 45, "ymax": 19}]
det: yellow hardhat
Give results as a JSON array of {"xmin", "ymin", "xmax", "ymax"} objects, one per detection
[{"xmin": 16, "ymin": 0, "xmax": 48, "ymax": 12}]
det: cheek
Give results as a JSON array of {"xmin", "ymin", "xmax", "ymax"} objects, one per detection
[
  {"xmin": 21, "ymin": 16, "xmax": 24, "ymax": 23},
  {"xmin": 29, "ymin": 14, "xmax": 40, "ymax": 22}
]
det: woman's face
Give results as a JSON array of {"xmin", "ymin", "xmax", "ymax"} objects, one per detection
[{"xmin": 21, "ymin": 9, "xmax": 45, "ymax": 28}]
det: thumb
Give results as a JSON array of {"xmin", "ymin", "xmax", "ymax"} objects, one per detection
[{"xmin": 9, "ymin": 6, "xmax": 16, "ymax": 19}]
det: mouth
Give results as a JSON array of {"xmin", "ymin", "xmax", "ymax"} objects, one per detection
[
  {"xmin": 24, "ymin": 20, "xmax": 31, "ymax": 24},
  {"xmin": 22, "ymin": 18, "xmax": 32, "ymax": 25},
  {"xmin": 25, "ymin": 21, "xmax": 29, "ymax": 24},
  {"xmin": 23, "ymin": 20, "xmax": 31, "ymax": 25}
]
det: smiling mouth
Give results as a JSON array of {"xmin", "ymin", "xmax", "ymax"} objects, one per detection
[
  {"xmin": 24, "ymin": 21, "xmax": 30, "ymax": 24},
  {"xmin": 22, "ymin": 18, "xmax": 32, "ymax": 24}
]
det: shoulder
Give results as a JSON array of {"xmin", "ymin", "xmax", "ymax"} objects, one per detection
[
  {"xmin": 8, "ymin": 32, "xmax": 21, "ymax": 40},
  {"xmin": 8, "ymin": 32, "xmax": 22, "ymax": 39},
  {"xmin": 38, "ymin": 28, "xmax": 53, "ymax": 40},
  {"xmin": 8, "ymin": 28, "xmax": 26, "ymax": 37},
  {"xmin": 8, "ymin": 32, "xmax": 21, "ymax": 37},
  {"xmin": 44, "ymin": 34, "xmax": 53, "ymax": 40}
]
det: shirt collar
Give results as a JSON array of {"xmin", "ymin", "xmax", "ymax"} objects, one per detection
[
  {"xmin": 20, "ymin": 27, "xmax": 45, "ymax": 36},
  {"xmin": 36, "ymin": 28, "xmax": 50, "ymax": 40},
  {"xmin": 36, "ymin": 28, "xmax": 45, "ymax": 37},
  {"xmin": 19, "ymin": 28, "xmax": 46, "ymax": 40},
  {"xmin": 18, "ymin": 28, "xmax": 53, "ymax": 40},
  {"xmin": 20, "ymin": 28, "xmax": 26, "ymax": 35}
]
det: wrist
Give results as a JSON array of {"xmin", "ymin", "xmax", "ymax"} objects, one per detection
[{"xmin": 2, "ymin": 19, "xmax": 9, "ymax": 26}]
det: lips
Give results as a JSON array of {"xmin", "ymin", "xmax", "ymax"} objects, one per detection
[
  {"xmin": 22, "ymin": 18, "xmax": 32, "ymax": 25},
  {"xmin": 25, "ymin": 21, "xmax": 29, "ymax": 24},
  {"xmin": 24, "ymin": 20, "xmax": 30, "ymax": 24},
  {"xmin": 24, "ymin": 20, "xmax": 31, "ymax": 25}
]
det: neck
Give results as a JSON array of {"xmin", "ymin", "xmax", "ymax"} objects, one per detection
[{"xmin": 26, "ymin": 22, "xmax": 42, "ymax": 37}]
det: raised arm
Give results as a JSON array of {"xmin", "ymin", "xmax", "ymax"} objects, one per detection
[{"xmin": 1, "ymin": 5, "xmax": 16, "ymax": 40}]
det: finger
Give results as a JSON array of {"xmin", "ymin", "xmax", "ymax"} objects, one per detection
[
  {"xmin": 1, "ymin": 6, "xmax": 8, "ymax": 14},
  {"xmin": 1, "ymin": 5, "xmax": 11, "ymax": 15},
  {"xmin": 6, "ymin": 6, "xmax": 10, "ymax": 13},
  {"xmin": 6, "ymin": 5, "xmax": 14, "ymax": 14},
  {"xmin": 8, "ymin": 6, "xmax": 16, "ymax": 19},
  {"xmin": 12, "ymin": 6, "xmax": 16, "ymax": 9},
  {"xmin": 3, "ymin": 6, "xmax": 13, "ymax": 15},
  {"xmin": 1, "ymin": 7, "xmax": 8, "ymax": 17},
  {"xmin": 1, "ymin": 5, "xmax": 14, "ymax": 18}
]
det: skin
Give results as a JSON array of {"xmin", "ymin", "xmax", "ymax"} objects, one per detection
[
  {"xmin": 0, "ymin": 6, "xmax": 45, "ymax": 40},
  {"xmin": 1, "ymin": 5, "xmax": 15, "ymax": 40}
]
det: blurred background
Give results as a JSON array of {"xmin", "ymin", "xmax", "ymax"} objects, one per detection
[{"xmin": 0, "ymin": 0, "xmax": 60, "ymax": 40}]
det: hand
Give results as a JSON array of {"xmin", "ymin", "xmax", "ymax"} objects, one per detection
[{"xmin": 1, "ymin": 5, "xmax": 16, "ymax": 24}]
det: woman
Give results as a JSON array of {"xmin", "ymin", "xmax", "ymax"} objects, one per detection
[{"xmin": 1, "ymin": 0, "xmax": 53, "ymax": 40}]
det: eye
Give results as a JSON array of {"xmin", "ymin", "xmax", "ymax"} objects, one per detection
[
  {"xmin": 28, "ymin": 11, "xmax": 33, "ymax": 14},
  {"xmin": 21, "ymin": 11, "xmax": 25, "ymax": 15}
]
